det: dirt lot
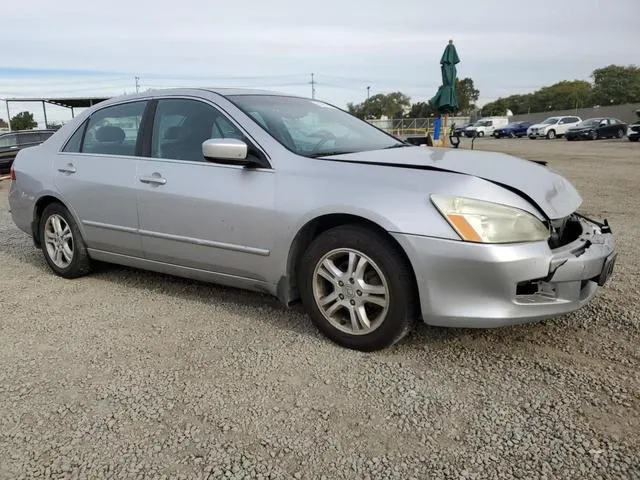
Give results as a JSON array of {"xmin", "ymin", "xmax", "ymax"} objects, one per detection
[{"xmin": 0, "ymin": 138, "xmax": 638, "ymax": 479}]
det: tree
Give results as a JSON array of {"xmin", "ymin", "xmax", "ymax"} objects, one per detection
[
  {"xmin": 346, "ymin": 92, "xmax": 412, "ymax": 120},
  {"xmin": 10, "ymin": 111, "xmax": 38, "ymax": 130},
  {"xmin": 405, "ymin": 101, "xmax": 436, "ymax": 118},
  {"xmin": 0, "ymin": 118, "xmax": 8, "ymax": 128},
  {"xmin": 592, "ymin": 65, "xmax": 640, "ymax": 105},
  {"xmin": 456, "ymin": 78, "xmax": 480, "ymax": 115}
]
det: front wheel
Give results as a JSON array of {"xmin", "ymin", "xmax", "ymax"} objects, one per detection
[
  {"xmin": 39, "ymin": 203, "xmax": 92, "ymax": 278},
  {"xmin": 298, "ymin": 225, "xmax": 417, "ymax": 352},
  {"xmin": 590, "ymin": 130, "xmax": 598, "ymax": 140},
  {"xmin": 546, "ymin": 129, "xmax": 556, "ymax": 139},
  {"xmin": 477, "ymin": 131, "xmax": 485, "ymax": 137}
]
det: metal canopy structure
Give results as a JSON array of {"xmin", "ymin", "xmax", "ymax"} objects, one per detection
[{"xmin": 2, "ymin": 96, "xmax": 110, "ymax": 131}]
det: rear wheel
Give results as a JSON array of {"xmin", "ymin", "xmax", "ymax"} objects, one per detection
[
  {"xmin": 298, "ymin": 225, "xmax": 417, "ymax": 352},
  {"xmin": 546, "ymin": 129, "xmax": 556, "ymax": 139},
  {"xmin": 39, "ymin": 203, "xmax": 92, "ymax": 278},
  {"xmin": 616, "ymin": 128, "xmax": 624, "ymax": 139}
]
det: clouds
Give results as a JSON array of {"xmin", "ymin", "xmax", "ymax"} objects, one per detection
[{"xmin": 2, "ymin": 0, "xmax": 639, "ymax": 119}]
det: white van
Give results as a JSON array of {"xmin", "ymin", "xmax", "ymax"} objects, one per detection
[{"xmin": 464, "ymin": 117, "xmax": 509, "ymax": 137}]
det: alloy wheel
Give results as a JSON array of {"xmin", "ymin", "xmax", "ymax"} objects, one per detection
[
  {"xmin": 312, "ymin": 248, "xmax": 389, "ymax": 335},
  {"xmin": 44, "ymin": 214, "xmax": 74, "ymax": 269}
]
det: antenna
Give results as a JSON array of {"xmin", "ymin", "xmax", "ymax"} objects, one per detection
[{"xmin": 310, "ymin": 73, "xmax": 316, "ymax": 99}]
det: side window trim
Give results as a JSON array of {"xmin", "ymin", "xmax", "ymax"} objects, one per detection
[
  {"xmin": 146, "ymin": 96, "xmax": 271, "ymax": 168},
  {"xmin": 137, "ymin": 100, "xmax": 158, "ymax": 157}
]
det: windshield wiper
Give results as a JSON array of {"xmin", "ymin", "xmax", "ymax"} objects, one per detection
[
  {"xmin": 308, "ymin": 150, "xmax": 355, "ymax": 158},
  {"xmin": 382, "ymin": 143, "xmax": 412, "ymax": 149}
]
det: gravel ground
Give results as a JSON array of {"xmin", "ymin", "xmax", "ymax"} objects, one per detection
[{"xmin": 1, "ymin": 138, "xmax": 639, "ymax": 479}]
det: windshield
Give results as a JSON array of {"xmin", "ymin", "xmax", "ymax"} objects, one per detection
[
  {"xmin": 505, "ymin": 123, "xmax": 521, "ymax": 128},
  {"xmin": 541, "ymin": 117, "xmax": 559, "ymax": 125},
  {"xmin": 227, "ymin": 95, "xmax": 403, "ymax": 157}
]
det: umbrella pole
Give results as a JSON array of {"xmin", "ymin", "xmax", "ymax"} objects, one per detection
[{"xmin": 442, "ymin": 115, "xmax": 448, "ymax": 147}]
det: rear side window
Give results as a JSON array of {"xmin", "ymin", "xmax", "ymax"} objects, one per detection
[
  {"xmin": 81, "ymin": 101, "xmax": 147, "ymax": 156},
  {"xmin": 63, "ymin": 121, "xmax": 88, "ymax": 153},
  {"xmin": 18, "ymin": 132, "xmax": 39, "ymax": 146},
  {"xmin": 0, "ymin": 134, "xmax": 18, "ymax": 148}
]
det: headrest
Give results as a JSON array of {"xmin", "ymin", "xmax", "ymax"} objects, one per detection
[
  {"xmin": 164, "ymin": 126, "xmax": 185, "ymax": 140},
  {"xmin": 96, "ymin": 126, "xmax": 125, "ymax": 143}
]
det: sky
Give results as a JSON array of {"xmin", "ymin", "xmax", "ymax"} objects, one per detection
[{"xmin": 2, "ymin": 0, "xmax": 639, "ymax": 126}]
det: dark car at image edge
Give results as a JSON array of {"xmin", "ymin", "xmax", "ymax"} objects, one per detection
[
  {"xmin": 0, "ymin": 129, "xmax": 56, "ymax": 174},
  {"xmin": 565, "ymin": 118, "xmax": 627, "ymax": 141}
]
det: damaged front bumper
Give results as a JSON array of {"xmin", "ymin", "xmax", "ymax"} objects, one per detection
[{"xmin": 392, "ymin": 215, "xmax": 616, "ymax": 328}]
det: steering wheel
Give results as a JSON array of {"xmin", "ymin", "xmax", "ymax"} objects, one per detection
[{"xmin": 310, "ymin": 130, "xmax": 337, "ymax": 154}]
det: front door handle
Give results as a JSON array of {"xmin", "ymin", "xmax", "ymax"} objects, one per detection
[
  {"xmin": 57, "ymin": 163, "xmax": 76, "ymax": 174},
  {"xmin": 139, "ymin": 175, "xmax": 167, "ymax": 186}
]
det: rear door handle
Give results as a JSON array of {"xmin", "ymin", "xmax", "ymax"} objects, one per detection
[
  {"xmin": 57, "ymin": 164, "xmax": 76, "ymax": 174},
  {"xmin": 139, "ymin": 175, "xmax": 167, "ymax": 185}
]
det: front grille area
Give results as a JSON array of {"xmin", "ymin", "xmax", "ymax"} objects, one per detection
[{"xmin": 548, "ymin": 214, "xmax": 582, "ymax": 249}]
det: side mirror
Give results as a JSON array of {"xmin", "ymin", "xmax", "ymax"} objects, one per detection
[{"xmin": 202, "ymin": 138, "xmax": 248, "ymax": 163}]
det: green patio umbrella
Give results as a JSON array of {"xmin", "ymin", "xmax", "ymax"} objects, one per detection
[{"xmin": 431, "ymin": 40, "xmax": 460, "ymax": 114}]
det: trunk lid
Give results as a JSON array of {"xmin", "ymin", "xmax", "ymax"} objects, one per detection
[{"xmin": 326, "ymin": 146, "xmax": 582, "ymax": 220}]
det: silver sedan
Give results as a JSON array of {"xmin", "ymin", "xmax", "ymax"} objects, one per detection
[{"xmin": 8, "ymin": 88, "xmax": 617, "ymax": 351}]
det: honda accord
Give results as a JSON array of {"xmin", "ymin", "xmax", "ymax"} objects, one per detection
[{"xmin": 8, "ymin": 88, "xmax": 617, "ymax": 351}]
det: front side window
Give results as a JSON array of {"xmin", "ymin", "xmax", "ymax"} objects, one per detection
[
  {"xmin": 81, "ymin": 101, "xmax": 147, "ymax": 156},
  {"xmin": 0, "ymin": 134, "xmax": 18, "ymax": 148},
  {"xmin": 151, "ymin": 98, "xmax": 246, "ymax": 162},
  {"xmin": 228, "ymin": 95, "xmax": 402, "ymax": 157}
]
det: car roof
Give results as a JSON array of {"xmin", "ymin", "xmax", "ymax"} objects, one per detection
[
  {"xmin": 100, "ymin": 87, "xmax": 299, "ymax": 104},
  {"xmin": 0, "ymin": 129, "xmax": 55, "ymax": 137}
]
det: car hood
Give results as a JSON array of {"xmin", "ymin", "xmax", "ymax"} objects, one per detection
[{"xmin": 327, "ymin": 147, "xmax": 582, "ymax": 220}]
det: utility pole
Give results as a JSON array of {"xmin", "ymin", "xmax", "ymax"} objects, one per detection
[
  {"xmin": 367, "ymin": 86, "xmax": 370, "ymax": 100},
  {"xmin": 310, "ymin": 73, "xmax": 316, "ymax": 99},
  {"xmin": 135, "ymin": 76, "xmax": 140, "ymax": 93}
]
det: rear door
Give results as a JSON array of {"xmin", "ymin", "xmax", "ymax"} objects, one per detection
[
  {"xmin": 53, "ymin": 100, "xmax": 148, "ymax": 257},
  {"xmin": 135, "ymin": 97, "xmax": 275, "ymax": 281}
]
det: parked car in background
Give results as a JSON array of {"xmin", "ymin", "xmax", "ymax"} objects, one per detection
[
  {"xmin": 8, "ymin": 88, "xmax": 617, "ymax": 352},
  {"xmin": 627, "ymin": 109, "xmax": 640, "ymax": 142},
  {"xmin": 565, "ymin": 118, "xmax": 628, "ymax": 141},
  {"xmin": 452, "ymin": 122, "xmax": 473, "ymax": 137},
  {"xmin": 493, "ymin": 121, "xmax": 533, "ymax": 138},
  {"xmin": 527, "ymin": 116, "xmax": 581, "ymax": 139},
  {"xmin": 464, "ymin": 117, "xmax": 509, "ymax": 137},
  {"xmin": 0, "ymin": 129, "xmax": 55, "ymax": 174}
]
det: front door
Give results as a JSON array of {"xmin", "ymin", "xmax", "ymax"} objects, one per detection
[
  {"xmin": 53, "ymin": 100, "xmax": 147, "ymax": 257},
  {"xmin": 136, "ymin": 97, "xmax": 275, "ymax": 282}
]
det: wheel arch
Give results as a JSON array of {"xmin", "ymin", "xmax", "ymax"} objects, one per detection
[
  {"xmin": 277, "ymin": 213, "xmax": 419, "ymax": 306},
  {"xmin": 32, "ymin": 194, "xmax": 80, "ymax": 247}
]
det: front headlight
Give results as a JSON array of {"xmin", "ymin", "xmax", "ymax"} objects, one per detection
[{"xmin": 431, "ymin": 195, "xmax": 550, "ymax": 243}]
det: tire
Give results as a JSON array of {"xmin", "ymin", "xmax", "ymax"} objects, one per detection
[
  {"xmin": 616, "ymin": 129, "xmax": 624, "ymax": 139},
  {"xmin": 39, "ymin": 203, "xmax": 92, "ymax": 279},
  {"xmin": 590, "ymin": 130, "xmax": 598, "ymax": 140},
  {"xmin": 546, "ymin": 129, "xmax": 556, "ymax": 139},
  {"xmin": 477, "ymin": 131, "xmax": 484, "ymax": 137},
  {"xmin": 298, "ymin": 225, "xmax": 417, "ymax": 352}
]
